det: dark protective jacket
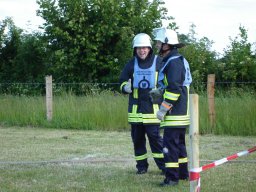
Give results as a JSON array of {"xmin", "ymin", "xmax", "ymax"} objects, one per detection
[
  {"xmin": 159, "ymin": 49, "xmax": 192, "ymax": 128},
  {"xmin": 119, "ymin": 52, "xmax": 163, "ymax": 124}
]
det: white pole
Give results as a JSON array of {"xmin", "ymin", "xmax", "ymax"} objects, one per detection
[
  {"xmin": 46, "ymin": 75, "xmax": 53, "ymax": 121},
  {"xmin": 207, "ymin": 74, "xmax": 216, "ymax": 128},
  {"xmin": 189, "ymin": 94, "xmax": 199, "ymax": 192}
]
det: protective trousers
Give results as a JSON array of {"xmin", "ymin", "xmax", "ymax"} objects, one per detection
[
  {"xmin": 163, "ymin": 128, "xmax": 188, "ymax": 181},
  {"xmin": 131, "ymin": 124, "xmax": 165, "ymax": 172}
]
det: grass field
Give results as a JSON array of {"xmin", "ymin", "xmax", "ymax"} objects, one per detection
[
  {"xmin": 0, "ymin": 92, "xmax": 256, "ymax": 136},
  {"xmin": 0, "ymin": 126, "xmax": 255, "ymax": 192}
]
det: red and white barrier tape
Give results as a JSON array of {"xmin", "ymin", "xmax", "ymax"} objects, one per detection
[
  {"xmin": 189, "ymin": 146, "xmax": 256, "ymax": 191},
  {"xmin": 190, "ymin": 146, "xmax": 256, "ymax": 181}
]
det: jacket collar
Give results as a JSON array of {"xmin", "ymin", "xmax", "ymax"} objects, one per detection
[{"xmin": 162, "ymin": 49, "xmax": 180, "ymax": 62}]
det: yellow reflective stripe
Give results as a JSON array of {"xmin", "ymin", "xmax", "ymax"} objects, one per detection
[
  {"xmin": 155, "ymin": 71, "xmax": 158, "ymax": 87},
  {"xmin": 130, "ymin": 113, "xmax": 160, "ymax": 120},
  {"xmin": 128, "ymin": 105, "xmax": 142, "ymax": 123},
  {"xmin": 133, "ymin": 88, "xmax": 138, "ymax": 98},
  {"xmin": 128, "ymin": 118, "xmax": 142, "ymax": 123},
  {"xmin": 153, "ymin": 104, "xmax": 159, "ymax": 113},
  {"xmin": 120, "ymin": 82, "xmax": 127, "ymax": 91},
  {"xmin": 135, "ymin": 154, "xmax": 148, "ymax": 161},
  {"xmin": 128, "ymin": 103, "xmax": 161, "ymax": 124},
  {"xmin": 160, "ymin": 120, "xmax": 190, "ymax": 127},
  {"xmin": 128, "ymin": 113, "xmax": 142, "ymax": 118},
  {"xmin": 165, "ymin": 162, "xmax": 179, "ymax": 168},
  {"xmin": 132, "ymin": 104, "xmax": 138, "ymax": 113},
  {"xmin": 128, "ymin": 112, "xmax": 143, "ymax": 123},
  {"xmin": 179, "ymin": 157, "xmax": 188, "ymax": 163},
  {"xmin": 142, "ymin": 113, "xmax": 160, "ymax": 123},
  {"xmin": 164, "ymin": 75, "xmax": 168, "ymax": 85},
  {"xmin": 142, "ymin": 114, "xmax": 154, "ymax": 118},
  {"xmin": 161, "ymin": 115, "xmax": 190, "ymax": 126},
  {"xmin": 152, "ymin": 153, "xmax": 164, "ymax": 158},
  {"xmin": 141, "ymin": 105, "xmax": 160, "ymax": 123},
  {"xmin": 164, "ymin": 91, "xmax": 180, "ymax": 101},
  {"xmin": 128, "ymin": 116, "xmax": 159, "ymax": 123},
  {"xmin": 143, "ymin": 119, "xmax": 161, "ymax": 124},
  {"xmin": 142, "ymin": 114, "xmax": 158, "ymax": 118},
  {"xmin": 165, "ymin": 115, "xmax": 190, "ymax": 121}
]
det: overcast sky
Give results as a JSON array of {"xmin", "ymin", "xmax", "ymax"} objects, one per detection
[
  {"xmin": 164, "ymin": 0, "xmax": 256, "ymax": 54},
  {"xmin": 0, "ymin": 0, "xmax": 255, "ymax": 54}
]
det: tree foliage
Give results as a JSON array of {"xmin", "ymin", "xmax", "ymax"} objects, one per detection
[
  {"xmin": 0, "ymin": 3, "xmax": 256, "ymax": 95},
  {"xmin": 217, "ymin": 26, "xmax": 256, "ymax": 82},
  {"xmin": 0, "ymin": 18, "xmax": 22, "ymax": 82},
  {"xmin": 36, "ymin": 0, "xmax": 168, "ymax": 82},
  {"xmin": 0, "ymin": 17, "xmax": 47, "ymax": 84},
  {"xmin": 13, "ymin": 32, "xmax": 48, "ymax": 82}
]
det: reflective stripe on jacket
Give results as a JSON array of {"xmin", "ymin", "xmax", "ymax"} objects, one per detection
[
  {"xmin": 158, "ymin": 49, "xmax": 192, "ymax": 128},
  {"xmin": 119, "ymin": 52, "xmax": 163, "ymax": 125}
]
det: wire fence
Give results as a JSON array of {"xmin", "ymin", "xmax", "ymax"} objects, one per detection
[
  {"xmin": 0, "ymin": 81, "xmax": 256, "ymax": 96},
  {"xmin": 0, "ymin": 82, "xmax": 120, "ymax": 96}
]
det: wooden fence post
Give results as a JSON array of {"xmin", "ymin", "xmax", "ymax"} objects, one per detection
[
  {"xmin": 189, "ymin": 94, "xmax": 199, "ymax": 192},
  {"xmin": 45, "ymin": 75, "xmax": 53, "ymax": 121},
  {"xmin": 207, "ymin": 74, "xmax": 216, "ymax": 128}
]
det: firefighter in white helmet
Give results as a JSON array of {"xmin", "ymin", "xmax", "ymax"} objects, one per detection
[
  {"xmin": 119, "ymin": 33, "xmax": 165, "ymax": 174},
  {"xmin": 152, "ymin": 28, "xmax": 192, "ymax": 186}
]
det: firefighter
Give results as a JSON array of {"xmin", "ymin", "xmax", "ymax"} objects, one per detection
[
  {"xmin": 119, "ymin": 33, "xmax": 165, "ymax": 174},
  {"xmin": 152, "ymin": 27, "xmax": 192, "ymax": 186}
]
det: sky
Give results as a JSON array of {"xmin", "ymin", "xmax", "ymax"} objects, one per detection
[
  {"xmin": 0, "ymin": 0, "xmax": 44, "ymax": 31},
  {"xmin": 164, "ymin": 0, "xmax": 256, "ymax": 54},
  {"xmin": 0, "ymin": 0, "xmax": 256, "ymax": 55}
]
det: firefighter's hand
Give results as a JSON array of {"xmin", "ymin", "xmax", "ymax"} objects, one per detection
[
  {"xmin": 156, "ymin": 110, "xmax": 166, "ymax": 121},
  {"xmin": 149, "ymin": 88, "xmax": 163, "ymax": 103},
  {"xmin": 124, "ymin": 79, "xmax": 132, "ymax": 93},
  {"xmin": 156, "ymin": 101, "xmax": 173, "ymax": 121}
]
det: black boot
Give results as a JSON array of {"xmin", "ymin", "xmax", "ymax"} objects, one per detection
[
  {"xmin": 136, "ymin": 169, "xmax": 147, "ymax": 174},
  {"xmin": 160, "ymin": 169, "xmax": 166, "ymax": 175},
  {"xmin": 179, "ymin": 176, "xmax": 189, "ymax": 181},
  {"xmin": 160, "ymin": 178, "xmax": 178, "ymax": 186}
]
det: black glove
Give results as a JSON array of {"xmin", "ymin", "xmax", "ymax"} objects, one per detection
[{"xmin": 149, "ymin": 88, "xmax": 163, "ymax": 103}]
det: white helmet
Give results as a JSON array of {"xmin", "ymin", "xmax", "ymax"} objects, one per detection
[
  {"xmin": 132, "ymin": 33, "xmax": 152, "ymax": 48},
  {"xmin": 153, "ymin": 27, "xmax": 183, "ymax": 47}
]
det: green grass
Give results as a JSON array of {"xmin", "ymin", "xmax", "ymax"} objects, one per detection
[
  {"xmin": 0, "ymin": 91, "xmax": 129, "ymax": 131},
  {"xmin": 0, "ymin": 126, "xmax": 255, "ymax": 192},
  {"xmin": 0, "ymin": 91, "xmax": 255, "ymax": 135},
  {"xmin": 199, "ymin": 94, "xmax": 256, "ymax": 135}
]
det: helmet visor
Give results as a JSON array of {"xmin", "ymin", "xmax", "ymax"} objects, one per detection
[{"xmin": 152, "ymin": 28, "xmax": 166, "ymax": 42}]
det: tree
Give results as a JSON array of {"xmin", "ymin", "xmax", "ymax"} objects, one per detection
[
  {"xmin": 0, "ymin": 17, "xmax": 48, "ymax": 91},
  {"xmin": 13, "ymin": 32, "xmax": 48, "ymax": 82},
  {"xmin": 219, "ymin": 26, "xmax": 256, "ymax": 82},
  {"xmin": 0, "ymin": 18, "xmax": 22, "ymax": 82},
  {"xmin": 36, "ymin": 0, "xmax": 169, "ymax": 82}
]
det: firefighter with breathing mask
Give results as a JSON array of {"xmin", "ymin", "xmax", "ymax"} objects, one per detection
[
  {"xmin": 119, "ymin": 33, "xmax": 165, "ymax": 175},
  {"xmin": 152, "ymin": 27, "xmax": 192, "ymax": 186}
]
